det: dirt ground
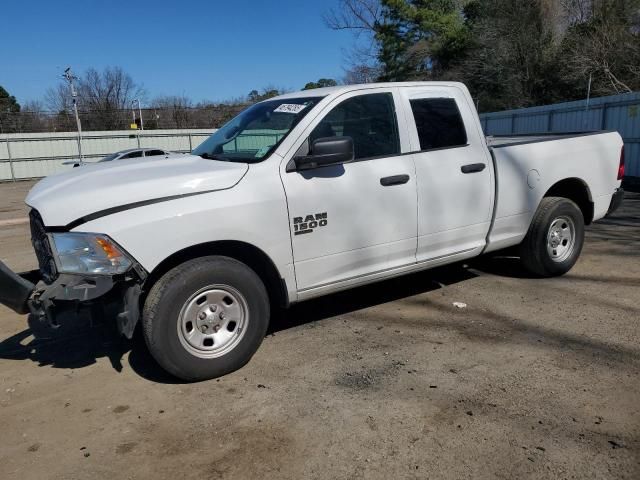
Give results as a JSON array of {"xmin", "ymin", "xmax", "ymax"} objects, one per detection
[{"xmin": 0, "ymin": 180, "xmax": 638, "ymax": 480}]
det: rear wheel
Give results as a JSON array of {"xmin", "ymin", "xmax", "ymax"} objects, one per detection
[
  {"xmin": 519, "ymin": 197, "xmax": 585, "ymax": 277},
  {"xmin": 142, "ymin": 256, "xmax": 269, "ymax": 381}
]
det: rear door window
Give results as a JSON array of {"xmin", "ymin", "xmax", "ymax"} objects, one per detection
[{"xmin": 409, "ymin": 98, "xmax": 467, "ymax": 150}]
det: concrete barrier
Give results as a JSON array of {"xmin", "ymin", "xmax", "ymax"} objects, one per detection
[{"xmin": 0, "ymin": 129, "xmax": 215, "ymax": 181}]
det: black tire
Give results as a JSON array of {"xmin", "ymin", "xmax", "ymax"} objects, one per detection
[
  {"xmin": 519, "ymin": 197, "xmax": 585, "ymax": 277},
  {"xmin": 142, "ymin": 256, "xmax": 269, "ymax": 381}
]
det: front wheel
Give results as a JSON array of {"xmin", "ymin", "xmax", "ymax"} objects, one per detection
[
  {"xmin": 519, "ymin": 197, "xmax": 585, "ymax": 277},
  {"xmin": 142, "ymin": 256, "xmax": 270, "ymax": 381}
]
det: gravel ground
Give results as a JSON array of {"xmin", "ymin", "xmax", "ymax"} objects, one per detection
[{"xmin": 0, "ymin": 181, "xmax": 638, "ymax": 480}]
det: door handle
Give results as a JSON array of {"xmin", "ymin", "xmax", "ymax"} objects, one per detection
[
  {"xmin": 461, "ymin": 163, "xmax": 486, "ymax": 174},
  {"xmin": 380, "ymin": 174, "xmax": 410, "ymax": 186}
]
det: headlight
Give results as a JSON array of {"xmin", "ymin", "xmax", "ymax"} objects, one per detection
[{"xmin": 49, "ymin": 233, "xmax": 133, "ymax": 275}]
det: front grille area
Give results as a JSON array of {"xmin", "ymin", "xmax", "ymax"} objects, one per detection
[{"xmin": 29, "ymin": 209, "xmax": 58, "ymax": 283}]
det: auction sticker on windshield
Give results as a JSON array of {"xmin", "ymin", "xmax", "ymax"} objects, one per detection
[{"xmin": 274, "ymin": 104, "xmax": 307, "ymax": 114}]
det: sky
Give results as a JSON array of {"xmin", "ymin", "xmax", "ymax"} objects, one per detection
[{"xmin": 0, "ymin": 0, "xmax": 355, "ymax": 107}]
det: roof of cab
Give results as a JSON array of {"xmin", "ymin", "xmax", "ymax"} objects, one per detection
[{"xmin": 272, "ymin": 81, "xmax": 467, "ymax": 100}]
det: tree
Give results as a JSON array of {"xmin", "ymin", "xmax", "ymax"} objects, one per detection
[
  {"xmin": 327, "ymin": 0, "xmax": 640, "ymax": 111},
  {"xmin": 0, "ymin": 86, "xmax": 22, "ymax": 133},
  {"xmin": 0, "ymin": 86, "xmax": 21, "ymax": 113},
  {"xmin": 247, "ymin": 87, "xmax": 284, "ymax": 102},
  {"xmin": 79, "ymin": 67, "xmax": 145, "ymax": 130},
  {"xmin": 45, "ymin": 66, "xmax": 145, "ymax": 130},
  {"xmin": 325, "ymin": 0, "xmax": 386, "ymax": 79},
  {"xmin": 343, "ymin": 64, "xmax": 381, "ymax": 84},
  {"xmin": 559, "ymin": 0, "xmax": 640, "ymax": 96},
  {"xmin": 44, "ymin": 83, "xmax": 72, "ymax": 115},
  {"xmin": 451, "ymin": 0, "xmax": 564, "ymax": 111},
  {"xmin": 326, "ymin": 0, "xmax": 472, "ymax": 82},
  {"xmin": 152, "ymin": 95, "xmax": 193, "ymax": 129},
  {"xmin": 16, "ymin": 100, "xmax": 50, "ymax": 133},
  {"xmin": 379, "ymin": 0, "xmax": 472, "ymax": 80},
  {"xmin": 303, "ymin": 78, "xmax": 338, "ymax": 89}
]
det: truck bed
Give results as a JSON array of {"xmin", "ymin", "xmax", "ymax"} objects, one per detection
[
  {"xmin": 484, "ymin": 130, "xmax": 623, "ymax": 253},
  {"xmin": 487, "ymin": 131, "xmax": 613, "ymax": 148}
]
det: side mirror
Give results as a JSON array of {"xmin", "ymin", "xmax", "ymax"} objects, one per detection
[{"xmin": 294, "ymin": 136, "xmax": 354, "ymax": 171}]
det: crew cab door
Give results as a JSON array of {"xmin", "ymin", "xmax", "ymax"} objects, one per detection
[
  {"xmin": 280, "ymin": 89, "xmax": 417, "ymax": 293},
  {"xmin": 400, "ymin": 87, "xmax": 493, "ymax": 262}
]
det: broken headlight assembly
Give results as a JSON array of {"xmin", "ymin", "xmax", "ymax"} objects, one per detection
[{"xmin": 49, "ymin": 232, "xmax": 133, "ymax": 276}]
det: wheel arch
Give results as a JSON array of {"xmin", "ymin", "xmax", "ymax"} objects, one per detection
[
  {"xmin": 543, "ymin": 178, "xmax": 594, "ymax": 224},
  {"xmin": 143, "ymin": 240, "xmax": 290, "ymax": 309}
]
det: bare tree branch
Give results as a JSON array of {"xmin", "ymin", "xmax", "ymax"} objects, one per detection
[{"xmin": 324, "ymin": 0, "xmax": 383, "ymax": 32}]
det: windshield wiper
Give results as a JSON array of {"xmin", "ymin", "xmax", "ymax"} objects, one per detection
[
  {"xmin": 197, "ymin": 152, "xmax": 227, "ymax": 161},
  {"xmin": 197, "ymin": 152, "xmax": 256, "ymax": 164}
]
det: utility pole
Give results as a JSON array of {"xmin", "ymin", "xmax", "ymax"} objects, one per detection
[
  {"xmin": 0, "ymin": 114, "xmax": 16, "ymax": 181},
  {"xmin": 63, "ymin": 67, "xmax": 84, "ymax": 163},
  {"xmin": 132, "ymin": 99, "xmax": 144, "ymax": 130},
  {"xmin": 584, "ymin": 73, "xmax": 593, "ymax": 130},
  {"xmin": 585, "ymin": 73, "xmax": 592, "ymax": 110}
]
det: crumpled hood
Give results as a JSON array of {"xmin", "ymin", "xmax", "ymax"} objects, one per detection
[{"xmin": 26, "ymin": 154, "xmax": 248, "ymax": 227}]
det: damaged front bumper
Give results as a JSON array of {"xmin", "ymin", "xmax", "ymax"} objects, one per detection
[
  {"xmin": 0, "ymin": 261, "xmax": 36, "ymax": 315},
  {"xmin": 0, "ymin": 259, "xmax": 144, "ymax": 339}
]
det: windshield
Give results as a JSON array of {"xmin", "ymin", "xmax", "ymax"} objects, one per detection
[{"xmin": 192, "ymin": 96, "xmax": 323, "ymax": 163}]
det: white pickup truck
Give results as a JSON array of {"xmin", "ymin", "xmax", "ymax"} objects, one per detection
[{"xmin": 0, "ymin": 82, "xmax": 625, "ymax": 381}]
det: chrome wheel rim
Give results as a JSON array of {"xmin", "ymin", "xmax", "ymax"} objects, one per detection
[
  {"xmin": 546, "ymin": 216, "xmax": 575, "ymax": 263},
  {"xmin": 177, "ymin": 285, "xmax": 248, "ymax": 359}
]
